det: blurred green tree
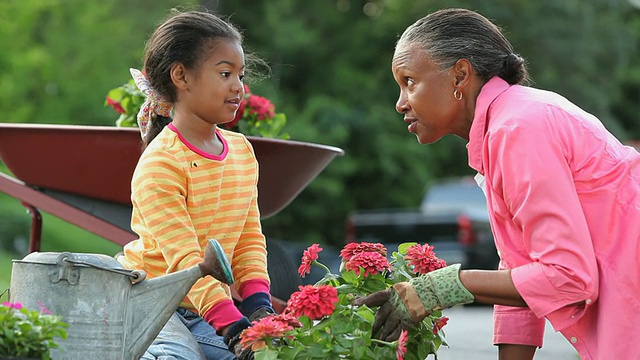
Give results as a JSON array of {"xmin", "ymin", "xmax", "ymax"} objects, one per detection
[{"xmin": 0, "ymin": 0, "xmax": 638, "ymax": 251}]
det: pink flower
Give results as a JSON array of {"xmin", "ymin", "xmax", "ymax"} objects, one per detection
[
  {"xmin": 432, "ymin": 316, "xmax": 449, "ymax": 334},
  {"xmin": 240, "ymin": 316, "xmax": 293, "ymax": 351},
  {"xmin": 298, "ymin": 244, "xmax": 323, "ymax": 278},
  {"xmin": 106, "ymin": 96, "xmax": 125, "ymax": 114},
  {"xmin": 404, "ymin": 243, "xmax": 447, "ymax": 275},
  {"xmin": 344, "ymin": 251, "xmax": 392, "ymax": 277},
  {"xmin": 340, "ymin": 242, "xmax": 387, "ymax": 261},
  {"xmin": 285, "ymin": 285, "xmax": 338, "ymax": 320},
  {"xmin": 396, "ymin": 330, "xmax": 409, "ymax": 360},
  {"xmin": 37, "ymin": 301, "xmax": 52, "ymax": 315},
  {"xmin": 1, "ymin": 301, "xmax": 23, "ymax": 310}
]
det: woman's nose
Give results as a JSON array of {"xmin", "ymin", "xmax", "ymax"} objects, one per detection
[{"xmin": 396, "ymin": 93, "xmax": 408, "ymax": 114}]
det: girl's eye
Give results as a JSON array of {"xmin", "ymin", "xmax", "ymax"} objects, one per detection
[
  {"xmin": 221, "ymin": 71, "xmax": 231, "ymax": 78},
  {"xmin": 239, "ymin": 74, "xmax": 245, "ymax": 82}
]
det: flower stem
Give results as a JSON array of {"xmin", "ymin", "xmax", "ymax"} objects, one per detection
[
  {"xmin": 313, "ymin": 260, "xmax": 340, "ymax": 286},
  {"xmin": 371, "ymin": 338, "xmax": 394, "ymax": 347},
  {"xmin": 313, "ymin": 260, "xmax": 332, "ymax": 274}
]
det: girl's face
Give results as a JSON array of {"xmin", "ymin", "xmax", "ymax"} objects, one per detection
[
  {"xmin": 391, "ymin": 45, "xmax": 469, "ymax": 144},
  {"xmin": 179, "ymin": 39, "xmax": 245, "ymax": 127}
]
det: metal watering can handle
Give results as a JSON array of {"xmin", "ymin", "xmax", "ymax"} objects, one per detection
[
  {"xmin": 199, "ymin": 238, "xmax": 234, "ymax": 285},
  {"xmin": 55, "ymin": 252, "xmax": 147, "ymax": 284}
]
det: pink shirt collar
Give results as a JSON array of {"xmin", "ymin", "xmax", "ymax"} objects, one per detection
[
  {"xmin": 167, "ymin": 123, "xmax": 228, "ymax": 160},
  {"xmin": 467, "ymin": 76, "xmax": 511, "ymax": 174}
]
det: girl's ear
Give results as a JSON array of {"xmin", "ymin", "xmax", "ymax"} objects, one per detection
[{"xmin": 170, "ymin": 63, "xmax": 188, "ymax": 90}]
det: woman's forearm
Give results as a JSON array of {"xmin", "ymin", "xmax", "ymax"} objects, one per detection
[{"xmin": 459, "ymin": 269, "xmax": 528, "ymax": 307}]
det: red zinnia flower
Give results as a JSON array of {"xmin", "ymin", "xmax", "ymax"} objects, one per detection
[
  {"xmin": 246, "ymin": 95, "xmax": 276, "ymax": 120},
  {"xmin": 271, "ymin": 312, "xmax": 303, "ymax": 329},
  {"xmin": 298, "ymin": 244, "xmax": 323, "ymax": 278},
  {"xmin": 340, "ymin": 242, "xmax": 387, "ymax": 262},
  {"xmin": 344, "ymin": 251, "xmax": 391, "ymax": 277},
  {"xmin": 432, "ymin": 316, "xmax": 449, "ymax": 334},
  {"xmin": 106, "ymin": 96, "xmax": 125, "ymax": 114},
  {"xmin": 240, "ymin": 316, "xmax": 293, "ymax": 351},
  {"xmin": 285, "ymin": 284, "xmax": 338, "ymax": 320},
  {"xmin": 396, "ymin": 330, "xmax": 408, "ymax": 360},
  {"xmin": 404, "ymin": 243, "xmax": 447, "ymax": 275}
]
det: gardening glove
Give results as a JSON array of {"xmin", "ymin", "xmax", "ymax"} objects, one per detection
[
  {"xmin": 354, "ymin": 264, "xmax": 474, "ymax": 341},
  {"xmin": 240, "ymin": 292, "xmax": 276, "ymax": 322},
  {"xmin": 223, "ymin": 317, "xmax": 254, "ymax": 360}
]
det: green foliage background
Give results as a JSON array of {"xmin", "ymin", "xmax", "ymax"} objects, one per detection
[{"xmin": 1, "ymin": 0, "xmax": 639, "ymax": 291}]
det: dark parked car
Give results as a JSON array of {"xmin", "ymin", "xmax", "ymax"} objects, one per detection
[{"xmin": 345, "ymin": 177, "xmax": 499, "ymax": 270}]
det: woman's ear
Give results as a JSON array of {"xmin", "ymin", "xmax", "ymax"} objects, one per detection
[
  {"xmin": 452, "ymin": 59, "xmax": 474, "ymax": 88},
  {"xmin": 171, "ymin": 63, "xmax": 188, "ymax": 90}
]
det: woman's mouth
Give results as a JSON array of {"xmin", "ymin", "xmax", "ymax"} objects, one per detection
[{"xmin": 405, "ymin": 118, "xmax": 418, "ymax": 133}]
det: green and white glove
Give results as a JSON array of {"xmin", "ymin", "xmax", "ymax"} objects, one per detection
[{"xmin": 354, "ymin": 264, "xmax": 474, "ymax": 341}]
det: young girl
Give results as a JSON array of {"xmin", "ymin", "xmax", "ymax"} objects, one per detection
[{"xmin": 117, "ymin": 10, "xmax": 273, "ymax": 360}]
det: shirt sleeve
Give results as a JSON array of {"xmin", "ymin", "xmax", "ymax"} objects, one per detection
[
  {"xmin": 493, "ymin": 305, "xmax": 545, "ymax": 347},
  {"xmin": 232, "ymin": 137, "xmax": 270, "ymax": 296},
  {"xmin": 486, "ymin": 106, "xmax": 599, "ymax": 330},
  {"xmin": 132, "ymin": 152, "xmax": 203, "ymax": 271}
]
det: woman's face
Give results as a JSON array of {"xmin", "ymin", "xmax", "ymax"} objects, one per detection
[{"xmin": 391, "ymin": 45, "xmax": 468, "ymax": 144}]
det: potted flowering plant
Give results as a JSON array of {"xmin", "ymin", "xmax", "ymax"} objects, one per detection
[
  {"xmin": 105, "ymin": 81, "xmax": 289, "ymax": 139},
  {"xmin": 239, "ymin": 242, "xmax": 451, "ymax": 360},
  {"xmin": 0, "ymin": 301, "xmax": 69, "ymax": 360}
]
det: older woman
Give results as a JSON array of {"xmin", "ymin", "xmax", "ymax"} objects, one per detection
[{"xmin": 355, "ymin": 8, "xmax": 640, "ymax": 360}]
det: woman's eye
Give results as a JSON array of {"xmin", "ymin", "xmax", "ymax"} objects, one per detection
[{"xmin": 406, "ymin": 78, "xmax": 415, "ymax": 86}]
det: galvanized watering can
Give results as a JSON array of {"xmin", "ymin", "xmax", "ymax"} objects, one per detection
[{"xmin": 9, "ymin": 238, "xmax": 234, "ymax": 360}]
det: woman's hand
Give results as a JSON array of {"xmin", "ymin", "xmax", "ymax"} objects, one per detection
[{"xmin": 354, "ymin": 264, "xmax": 475, "ymax": 341}]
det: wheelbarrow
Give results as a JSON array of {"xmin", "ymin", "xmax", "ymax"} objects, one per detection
[{"xmin": 0, "ymin": 122, "xmax": 344, "ymax": 310}]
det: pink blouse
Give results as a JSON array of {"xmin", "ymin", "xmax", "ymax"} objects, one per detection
[{"xmin": 467, "ymin": 77, "xmax": 640, "ymax": 359}]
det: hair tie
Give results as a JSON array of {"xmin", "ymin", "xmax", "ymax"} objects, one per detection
[
  {"xmin": 129, "ymin": 68, "xmax": 173, "ymax": 138},
  {"xmin": 503, "ymin": 53, "xmax": 519, "ymax": 68}
]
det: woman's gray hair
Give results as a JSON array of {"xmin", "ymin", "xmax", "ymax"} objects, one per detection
[{"xmin": 396, "ymin": 8, "xmax": 529, "ymax": 85}]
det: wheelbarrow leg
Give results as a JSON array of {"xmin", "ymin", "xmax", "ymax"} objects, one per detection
[{"xmin": 21, "ymin": 202, "xmax": 42, "ymax": 253}]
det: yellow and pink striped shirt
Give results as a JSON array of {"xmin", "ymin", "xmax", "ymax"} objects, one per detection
[{"xmin": 119, "ymin": 123, "xmax": 269, "ymax": 329}]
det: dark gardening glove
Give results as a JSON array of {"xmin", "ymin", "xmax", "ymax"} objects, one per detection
[
  {"xmin": 354, "ymin": 264, "xmax": 474, "ymax": 341},
  {"xmin": 240, "ymin": 292, "xmax": 276, "ymax": 322},
  {"xmin": 223, "ymin": 317, "xmax": 254, "ymax": 360}
]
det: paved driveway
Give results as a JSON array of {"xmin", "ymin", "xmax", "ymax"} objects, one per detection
[{"xmin": 436, "ymin": 305, "xmax": 579, "ymax": 360}]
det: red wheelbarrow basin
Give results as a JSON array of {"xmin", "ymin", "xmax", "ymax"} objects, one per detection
[{"xmin": 0, "ymin": 123, "xmax": 344, "ymax": 219}]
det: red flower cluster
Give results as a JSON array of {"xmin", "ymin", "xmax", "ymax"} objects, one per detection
[
  {"xmin": 224, "ymin": 84, "xmax": 275, "ymax": 129},
  {"xmin": 106, "ymin": 96, "xmax": 125, "ymax": 114},
  {"xmin": 285, "ymin": 284, "xmax": 338, "ymax": 320},
  {"xmin": 298, "ymin": 243, "xmax": 322, "ymax": 278},
  {"xmin": 340, "ymin": 242, "xmax": 387, "ymax": 261},
  {"xmin": 404, "ymin": 243, "xmax": 447, "ymax": 275},
  {"xmin": 432, "ymin": 316, "xmax": 449, "ymax": 335},
  {"xmin": 344, "ymin": 251, "xmax": 391, "ymax": 277},
  {"xmin": 246, "ymin": 94, "xmax": 275, "ymax": 120}
]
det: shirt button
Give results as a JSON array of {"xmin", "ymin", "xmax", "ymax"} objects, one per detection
[
  {"xmin": 571, "ymin": 337, "xmax": 578, "ymax": 343},
  {"xmin": 586, "ymin": 299, "xmax": 592, "ymax": 305}
]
